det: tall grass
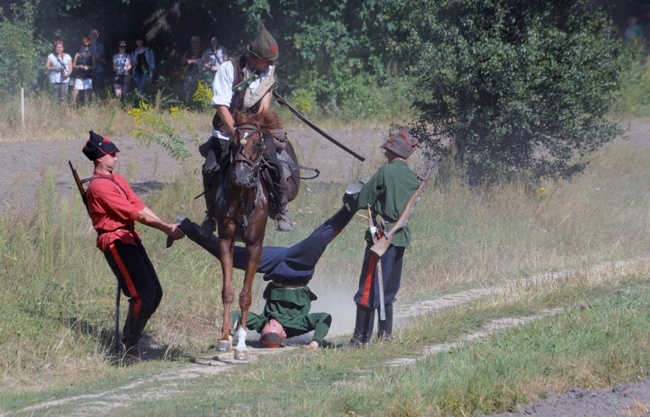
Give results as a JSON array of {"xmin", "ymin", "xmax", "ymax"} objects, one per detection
[
  {"xmin": 1, "ymin": 120, "xmax": 648, "ymax": 396},
  {"xmin": 616, "ymin": 61, "xmax": 650, "ymax": 118},
  {"xmin": 0, "ymin": 91, "xmax": 212, "ymax": 142}
]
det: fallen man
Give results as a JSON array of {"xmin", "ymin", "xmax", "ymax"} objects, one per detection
[{"xmin": 178, "ymin": 206, "xmax": 355, "ymax": 350}]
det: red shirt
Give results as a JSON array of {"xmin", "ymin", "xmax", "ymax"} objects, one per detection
[{"xmin": 86, "ymin": 172, "xmax": 145, "ymax": 252}]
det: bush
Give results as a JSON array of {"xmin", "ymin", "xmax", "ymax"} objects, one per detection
[
  {"xmin": 0, "ymin": 3, "xmax": 44, "ymax": 96},
  {"xmin": 393, "ymin": 0, "xmax": 627, "ymax": 186}
]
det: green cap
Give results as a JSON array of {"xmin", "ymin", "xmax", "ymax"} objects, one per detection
[{"xmin": 247, "ymin": 25, "xmax": 279, "ymax": 61}]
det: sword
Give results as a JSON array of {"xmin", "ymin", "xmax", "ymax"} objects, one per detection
[
  {"xmin": 273, "ymin": 91, "xmax": 365, "ymax": 162},
  {"xmin": 368, "ymin": 205, "xmax": 386, "ymax": 321}
]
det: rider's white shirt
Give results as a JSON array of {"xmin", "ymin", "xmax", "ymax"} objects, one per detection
[{"xmin": 211, "ymin": 59, "xmax": 274, "ymax": 140}]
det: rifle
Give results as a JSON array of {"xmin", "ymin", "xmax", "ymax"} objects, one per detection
[
  {"xmin": 69, "ymin": 160, "xmax": 90, "ymax": 212},
  {"xmin": 272, "ymin": 91, "xmax": 365, "ymax": 162},
  {"xmin": 68, "ymin": 160, "xmax": 121, "ymax": 354},
  {"xmin": 368, "ymin": 205, "xmax": 387, "ymax": 321},
  {"xmin": 369, "ymin": 158, "xmax": 439, "ymax": 258}
]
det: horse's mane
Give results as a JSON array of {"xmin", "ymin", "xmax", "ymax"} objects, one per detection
[{"xmin": 234, "ymin": 110, "xmax": 283, "ymax": 131}]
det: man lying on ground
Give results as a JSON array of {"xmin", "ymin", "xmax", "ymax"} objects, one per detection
[{"xmin": 177, "ymin": 205, "xmax": 355, "ymax": 349}]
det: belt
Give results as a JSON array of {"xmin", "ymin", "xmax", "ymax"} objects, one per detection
[
  {"xmin": 97, "ymin": 225, "xmax": 135, "ymax": 236},
  {"xmin": 271, "ymin": 281, "xmax": 305, "ymax": 289}
]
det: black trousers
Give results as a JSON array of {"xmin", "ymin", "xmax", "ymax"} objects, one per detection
[{"xmin": 104, "ymin": 240, "xmax": 163, "ymax": 347}]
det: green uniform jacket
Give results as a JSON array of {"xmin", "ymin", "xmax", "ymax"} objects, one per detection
[
  {"xmin": 344, "ymin": 160, "xmax": 420, "ymax": 248},
  {"xmin": 262, "ymin": 283, "xmax": 316, "ymax": 324}
]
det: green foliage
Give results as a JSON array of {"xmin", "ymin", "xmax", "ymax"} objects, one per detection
[
  {"xmin": 0, "ymin": 2, "xmax": 45, "ymax": 95},
  {"xmin": 127, "ymin": 94, "xmax": 198, "ymax": 162},
  {"xmin": 237, "ymin": 0, "xmax": 407, "ymax": 115},
  {"xmin": 191, "ymin": 79, "xmax": 212, "ymax": 112},
  {"xmin": 615, "ymin": 60, "xmax": 650, "ymax": 117},
  {"xmin": 393, "ymin": 0, "xmax": 627, "ymax": 186}
]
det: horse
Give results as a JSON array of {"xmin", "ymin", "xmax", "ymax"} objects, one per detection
[{"xmin": 212, "ymin": 110, "xmax": 299, "ymax": 360}]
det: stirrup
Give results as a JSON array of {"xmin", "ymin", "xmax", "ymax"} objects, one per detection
[{"xmin": 275, "ymin": 211, "xmax": 293, "ymax": 232}]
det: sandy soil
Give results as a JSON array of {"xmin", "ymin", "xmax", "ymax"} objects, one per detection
[{"xmin": 2, "ymin": 124, "xmax": 650, "ymax": 417}]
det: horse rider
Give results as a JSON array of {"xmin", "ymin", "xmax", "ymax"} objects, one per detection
[
  {"xmin": 199, "ymin": 25, "xmax": 295, "ymax": 235},
  {"xmin": 82, "ymin": 131, "xmax": 185, "ymax": 360},
  {"xmin": 176, "ymin": 205, "xmax": 357, "ymax": 350}
]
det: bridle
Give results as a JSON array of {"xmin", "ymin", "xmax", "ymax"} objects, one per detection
[{"xmin": 231, "ymin": 124, "xmax": 266, "ymax": 188}]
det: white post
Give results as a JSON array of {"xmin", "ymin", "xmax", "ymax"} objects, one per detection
[{"xmin": 21, "ymin": 88, "xmax": 25, "ymax": 128}]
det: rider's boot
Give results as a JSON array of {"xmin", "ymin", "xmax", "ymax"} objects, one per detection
[
  {"xmin": 275, "ymin": 205, "xmax": 293, "ymax": 232},
  {"xmin": 274, "ymin": 183, "xmax": 293, "ymax": 231},
  {"xmin": 199, "ymin": 139, "xmax": 222, "ymax": 237}
]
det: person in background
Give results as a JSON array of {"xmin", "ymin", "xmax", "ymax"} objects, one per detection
[
  {"xmin": 88, "ymin": 29, "xmax": 106, "ymax": 100},
  {"xmin": 625, "ymin": 14, "xmax": 644, "ymax": 52},
  {"xmin": 131, "ymin": 36, "xmax": 155, "ymax": 94},
  {"xmin": 181, "ymin": 35, "xmax": 204, "ymax": 99},
  {"xmin": 343, "ymin": 129, "xmax": 421, "ymax": 346},
  {"xmin": 113, "ymin": 40, "xmax": 132, "ymax": 99},
  {"xmin": 82, "ymin": 131, "xmax": 184, "ymax": 361},
  {"xmin": 45, "ymin": 40, "xmax": 73, "ymax": 103},
  {"xmin": 642, "ymin": 9, "xmax": 650, "ymax": 66},
  {"xmin": 203, "ymin": 35, "xmax": 228, "ymax": 84},
  {"xmin": 71, "ymin": 37, "xmax": 96, "ymax": 106}
]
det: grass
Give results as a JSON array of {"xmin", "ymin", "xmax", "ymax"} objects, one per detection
[{"xmin": 0, "ymin": 94, "xmax": 649, "ymax": 415}]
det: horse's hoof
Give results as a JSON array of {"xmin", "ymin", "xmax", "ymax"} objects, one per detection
[
  {"xmin": 216, "ymin": 340, "xmax": 231, "ymax": 352},
  {"xmin": 234, "ymin": 349, "xmax": 248, "ymax": 361}
]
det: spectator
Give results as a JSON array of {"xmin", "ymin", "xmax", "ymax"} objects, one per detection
[
  {"xmin": 642, "ymin": 9, "xmax": 650, "ymax": 65},
  {"xmin": 625, "ymin": 15, "xmax": 644, "ymax": 50},
  {"xmin": 113, "ymin": 40, "xmax": 132, "ymax": 99},
  {"xmin": 130, "ymin": 36, "xmax": 155, "ymax": 94},
  {"xmin": 88, "ymin": 29, "xmax": 106, "ymax": 100},
  {"xmin": 71, "ymin": 37, "xmax": 96, "ymax": 106},
  {"xmin": 181, "ymin": 36, "xmax": 204, "ymax": 99},
  {"xmin": 45, "ymin": 40, "xmax": 73, "ymax": 103},
  {"xmin": 203, "ymin": 35, "xmax": 228, "ymax": 83}
]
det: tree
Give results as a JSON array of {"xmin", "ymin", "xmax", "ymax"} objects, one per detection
[
  {"xmin": 0, "ymin": 2, "xmax": 44, "ymax": 95},
  {"xmin": 235, "ymin": 0, "xmax": 407, "ymax": 116},
  {"xmin": 392, "ymin": 0, "xmax": 627, "ymax": 186}
]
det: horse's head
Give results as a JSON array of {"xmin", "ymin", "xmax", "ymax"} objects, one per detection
[
  {"xmin": 229, "ymin": 111, "xmax": 283, "ymax": 188},
  {"xmin": 230, "ymin": 113, "xmax": 266, "ymax": 188}
]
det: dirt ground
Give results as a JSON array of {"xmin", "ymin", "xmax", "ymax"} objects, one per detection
[
  {"xmin": 0, "ymin": 125, "xmax": 393, "ymax": 211},
  {"xmin": 3, "ymin": 123, "xmax": 650, "ymax": 416}
]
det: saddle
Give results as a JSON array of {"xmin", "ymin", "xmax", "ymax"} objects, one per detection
[{"xmin": 207, "ymin": 139, "xmax": 301, "ymax": 221}]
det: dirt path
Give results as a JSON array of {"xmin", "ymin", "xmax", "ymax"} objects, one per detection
[{"xmin": 6, "ymin": 259, "xmax": 649, "ymax": 417}]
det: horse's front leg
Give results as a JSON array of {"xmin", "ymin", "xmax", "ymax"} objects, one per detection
[
  {"xmin": 216, "ymin": 237, "xmax": 236, "ymax": 352},
  {"xmin": 234, "ymin": 241, "xmax": 263, "ymax": 360}
]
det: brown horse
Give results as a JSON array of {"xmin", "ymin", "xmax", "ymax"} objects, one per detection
[{"xmin": 212, "ymin": 110, "xmax": 299, "ymax": 360}]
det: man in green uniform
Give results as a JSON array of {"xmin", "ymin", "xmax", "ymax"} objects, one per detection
[{"xmin": 343, "ymin": 129, "xmax": 421, "ymax": 345}]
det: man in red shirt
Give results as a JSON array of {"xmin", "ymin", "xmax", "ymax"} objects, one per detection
[{"xmin": 83, "ymin": 131, "xmax": 184, "ymax": 360}]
